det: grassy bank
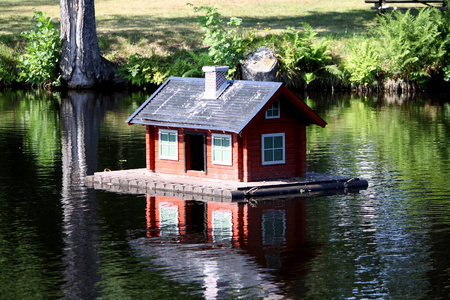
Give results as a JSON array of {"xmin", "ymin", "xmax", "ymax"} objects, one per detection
[
  {"xmin": 1, "ymin": 0, "xmax": 450, "ymax": 91},
  {"xmin": 1, "ymin": 0, "xmax": 376, "ymax": 57},
  {"xmin": 1, "ymin": 0, "xmax": 376, "ymax": 35}
]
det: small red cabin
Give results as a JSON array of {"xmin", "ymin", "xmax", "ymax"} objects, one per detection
[{"xmin": 126, "ymin": 66, "xmax": 326, "ymax": 182}]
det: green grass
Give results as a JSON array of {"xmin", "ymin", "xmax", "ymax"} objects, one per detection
[
  {"xmin": 4, "ymin": 0, "xmax": 449, "ymax": 90},
  {"xmin": 0, "ymin": 0, "xmax": 378, "ymax": 62}
]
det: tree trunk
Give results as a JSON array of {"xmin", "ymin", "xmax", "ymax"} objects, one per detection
[{"xmin": 60, "ymin": 0, "xmax": 115, "ymax": 89}]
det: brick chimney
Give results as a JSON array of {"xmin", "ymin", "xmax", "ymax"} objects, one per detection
[{"xmin": 202, "ymin": 66, "xmax": 229, "ymax": 99}]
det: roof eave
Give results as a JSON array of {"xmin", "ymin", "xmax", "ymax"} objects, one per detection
[
  {"xmin": 125, "ymin": 78, "xmax": 173, "ymax": 125},
  {"xmin": 235, "ymin": 82, "xmax": 284, "ymax": 134},
  {"xmin": 280, "ymin": 86, "xmax": 327, "ymax": 127},
  {"xmin": 129, "ymin": 119, "xmax": 240, "ymax": 133}
]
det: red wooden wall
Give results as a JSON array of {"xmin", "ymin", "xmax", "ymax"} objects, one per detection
[
  {"xmin": 145, "ymin": 97, "xmax": 309, "ymax": 182},
  {"xmin": 146, "ymin": 126, "xmax": 243, "ymax": 181},
  {"xmin": 242, "ymin": 98, "xmax": 308, "ymax": 181}
]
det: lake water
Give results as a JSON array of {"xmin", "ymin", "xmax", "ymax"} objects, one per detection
[{"xmin": 0, "ymin": 89, "xmax": 449, "ymax": 299}]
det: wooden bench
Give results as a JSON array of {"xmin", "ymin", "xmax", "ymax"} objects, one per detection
[{"xmin": 365, "ymin": 0, "xmax": 446, "ymax": 11}]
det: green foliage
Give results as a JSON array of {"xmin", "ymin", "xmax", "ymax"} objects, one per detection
[
  {"xmin": 17, "ymin": 11, "xmax": 61, "ymax": 86},
  {"xmin": 190, "ymin": 4, "xmax": 254, "ymax": 77},
  {"xmin": 374, "ymin": 9, "xmax": 446, "ymax": 84},
  {"xmin": 271, "ymin": 24, "xmax": 332, "ymax": 86},
  {"xmin": 119, "ymin": 50, "xmax": 214, "ymax": 86},
  {"xmin": 342, "ymin": 39, "xmax": 381, "ymax": 86},
  {"xmin": 119, "ymin": 5, "xmax": 336, "ymax": 88},
  {"xmin": 0, "ymin": 62, "xmax": 16, "ymax": 85},
  {"xmin": 443, "ymin": 65, "xmax": 450, "ymax": 81},
  {"xmin": 0, "ymin": 44, "xmax": 18, "ymax": 85},
  {"xmin": 175, "ymin": 51, "xmax": 214, "ymax": 77},
  {"xmin": 443, "ymin": 33, "xmax": 450, "ymax": 81},
  {"xmin": 119, "ymin": 12, "xmax": 335, "ymax": 88},
  {"xmin": 118, "ymin": 5, "xmax": 450, "ymax": 89},
  {"xmin": 119, "ymin": 53, "xmax": 168, "ymax": 86}
]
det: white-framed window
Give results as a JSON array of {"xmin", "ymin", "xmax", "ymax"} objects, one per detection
[
  {"xmin": 262, "ymin": 133, "xmax": 285, "ymax": 165},
  {"xmin": 159, "ymin": 129, "xmax": 178, "ymax": 160},
  {"xmin": 265, "ymin": 99, "xmax": 280, "ymax": 119},
  {"xmin": 212, "ymin": 134, "xmax": 232, "ymax": 165}
]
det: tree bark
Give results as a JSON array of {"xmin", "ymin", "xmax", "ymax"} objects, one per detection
[{"xmin": 60, "ymin": 0, "xmax": 115, "ymax": 89}]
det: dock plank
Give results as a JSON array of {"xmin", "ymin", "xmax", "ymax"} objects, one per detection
[{"xmin": 85, "ymin": 168, "xmax": 368, "ymax": 201}]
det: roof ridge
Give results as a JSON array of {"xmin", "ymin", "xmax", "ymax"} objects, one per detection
[{"xmin": 126, "ymin": 77, "xmax": 325, "ymax": 132}]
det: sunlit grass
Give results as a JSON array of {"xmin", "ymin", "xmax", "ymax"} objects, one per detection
[{"xmin": 0, "ymin": 0, "xmax": 378, "ymax": 62}]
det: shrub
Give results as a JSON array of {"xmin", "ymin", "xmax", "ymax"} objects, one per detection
[
  {"xmin": 341, "ymin": 38, "xmax": 381, "ymax": 86},
  {"xmin": 170, "ymin": 50, "xmax": 214, "ymax": 77},
  {"xmin": 0, "ymin": 44, "xmax": 18, "ymax": 85},
  {"xmin": 270, "ymin": 24, "xmax": 332, "ymax": 86},
  {"xmin": 190, "ymin": 4, "xmax": 254, "ymax": 77},
  {"xmin": 17, "ymin": 11, "xmax": 61, "ymax": 86},
  {"xmin": 119, "ymin": 53, "xmax": 168, "ymax": 86},
  {"xmin": 119, "ymin": 49, "xmax": 214, "ymax": 86},
  {"xmin": 374, "ymin": 9, "xmax": 446, "ymax": 84},
  {"xmin": 441, "ymin": 10, "xmax": 450, "ymax": 82},
  {"xmin": 118, "ymin": 5, "xmax": 450, "ymax": 90}
]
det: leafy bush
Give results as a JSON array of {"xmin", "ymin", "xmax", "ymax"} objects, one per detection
[
  {"xmin": 190, "ymin": 4, "xmax": 254, "ymax": 77},
  {"xmin": 17, "ymin": 11, "xmax": 61, "ymax": 86},
  {"xmin": 442, "ymin": 12, "xmax": 450, "ymax": 82},
  {"xmin": 119, "ymin": 5, "xmax": 450, "ymax": 90},
  {"xmin": 269, "ymin": 24, "xmax": 332, "ymax": 86},
  {"xmin": 0, "ymin": 44, "xmax": 18, "ymax": 85},
  {"xmin": 170, "ymin": 51, "xmax": 214, "ymax": 77},
  {"xmin": 374, "ymin": 9, "xmax": 446, "ymax": 84},
  {"xmin": 119, "ymin": 50, "xmax": 214, "ymax": 86},
  {"xmin": 119, "ymin": 53, "xmax": 168, "ymax": 86},
  {"xmin": 120, "ymin": 5, "xmax": 335, "ymax": 88},
  {"xmin": 341, "ymin": 38, "xmax": 381, "ymax": 86}
]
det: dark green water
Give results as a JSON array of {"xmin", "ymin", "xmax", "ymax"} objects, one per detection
[{"xmin": 0, "ymin": 89, "xmax": 449, "ymax": 299}]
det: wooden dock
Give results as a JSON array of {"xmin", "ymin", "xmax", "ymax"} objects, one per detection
[{"xmin": 85, "ymin": 169, "xmax": 368, "ymax": 201}]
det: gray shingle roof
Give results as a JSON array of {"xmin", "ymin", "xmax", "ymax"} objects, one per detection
[
  {"xmin": 126, "ymin": 77, "xmax": 283, "ymax": 133},
  {"xmin": 126, "ymin": 76, "xmax": 326, "ymax": 133}
]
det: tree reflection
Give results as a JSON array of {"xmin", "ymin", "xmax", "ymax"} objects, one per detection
[
  {"xmin": 305, "ymin": 94, "xmax": 450, "ymax": 299},
  {"xmin": 60, "ymin": 91, "xmax": 110, "ymax": 299}
]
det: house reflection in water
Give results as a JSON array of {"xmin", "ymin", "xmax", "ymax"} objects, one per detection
[{"xmin": 129, "ymin": 196, "xmax": 314, "ymax": 298}]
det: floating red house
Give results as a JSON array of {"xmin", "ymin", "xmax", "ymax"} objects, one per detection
[{"xmin": 126, "ymin": 66, "xmax": 326, "ymax": 182}]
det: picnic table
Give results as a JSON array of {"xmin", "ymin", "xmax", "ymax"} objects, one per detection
[{"xmin": 365, "ymin": 0, "xmax": 446, "ymax": 11}]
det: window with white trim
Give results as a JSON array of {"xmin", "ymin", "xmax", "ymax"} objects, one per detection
[
  {"xmin": 265, "ymin": 99, "xmax": 280, "ymax": 119},
  {"xmin": 159, "ymin": 129, "xmax": 178, "ymax": 160},
  {"xmin": 262, "ymin": 133, "xmax": 285, "ymax": 165},
  {"xmin": 212, "ymin": 134, "xmax": 232, "ymax": 165}
]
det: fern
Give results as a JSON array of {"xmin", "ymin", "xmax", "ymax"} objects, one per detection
[
  {"xmin": 374, "ymin": 9, "xmax": 446, "ymax": 83},
  {"xmin": 275, "ymin": 23, "xmax": 332, "ymax": 86},
  {"xmin": 119, "ymin": 49, "xmax": 215, "ymax": 86},
  {"xmin": 180, "ymin": 51, "xmax": 213, "ymax": 77},
  {"xmin": 119, "ymin": 53, "xmax": 167, "ymax": 86},
  {"xmin": 342, "ymin": 39, "xmax": 381, "ymax": 86}
]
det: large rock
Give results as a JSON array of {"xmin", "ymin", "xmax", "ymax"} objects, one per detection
[{"xmin": 241, "ymin": 47, "xmax": 279, "ymax": 82}]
